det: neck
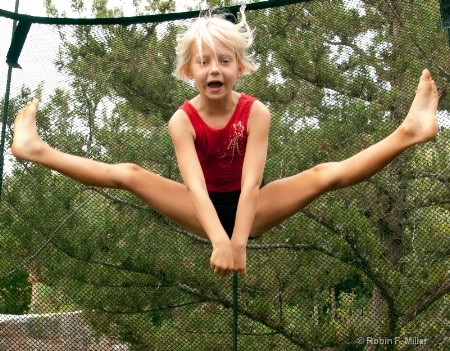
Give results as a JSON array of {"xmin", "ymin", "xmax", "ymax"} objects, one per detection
[{"xmin": 195, "ymin": 91, "xmax": 240, "ymax": 117}]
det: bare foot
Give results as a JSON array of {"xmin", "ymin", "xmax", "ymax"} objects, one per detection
[
  {"xmin": 401, "ymin": 69, "xmax": 439, "ymax": 144},
  {"xmin": 11, "ymin": 99, "xmax": 46, "ymax": 162}
]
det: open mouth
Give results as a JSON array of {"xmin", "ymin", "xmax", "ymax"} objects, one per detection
[{"xmin": 207, "ymin": 81, "xmax": 223, "ymax": 88}]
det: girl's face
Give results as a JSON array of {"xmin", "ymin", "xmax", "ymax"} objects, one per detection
[{"xmin": 186, "ymin": 38, "xmax": 244, "ymax": 100}]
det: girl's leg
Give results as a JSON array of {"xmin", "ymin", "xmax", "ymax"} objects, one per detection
[
  {"xmin": 251, "ymin": 69, "xmax": 439, "ymax": 237},
  {"xmin": 12, "ymin": 99, "xmax": 206, "ymax": 237}
]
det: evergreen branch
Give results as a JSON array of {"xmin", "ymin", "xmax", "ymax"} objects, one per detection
[
  {"xmin": 401, "ymin": 278, "xmax": 450, "ymax": 325},
  {"xmin": 95, "ymin": 299, "xmax": 207, "ymax": 315},
  {"xmin": 35, "ymin": 239, "xmax": 311, "ymax": 349},
  {"xmin": 404, "ymin": 198, "xmax": 450, "ymax": 212},
  {"xmin": 87, "ymin": 186, "xmax": 210, "ymax": 244},
  {"xmin": 233, "ymin": 311, "xmax": 308, "ymax": 349},
  {"xmin": 246, "ymin": 241, "xmax": 348, "ymax": 266},
  {"xmin": 404, "ymin": 172, "xmax": 450, "ymax": 184},
  {"xmin": 175, "ymin": 283, "xmax": 311, "ymax": 349},
  {"xmin": 300, "ymin": 208, "xmax": 399, "ymax": 325},
  {"xmin": 68, "ymin": 273, "xmax": 173, "ymax": 289},
  {"xmin": 0, "ymin": 194, "xmax": 95, "ymax": 281},
  {"xmin": 383, "ymin": 0, "xmax": 450, "ymax": 78}
]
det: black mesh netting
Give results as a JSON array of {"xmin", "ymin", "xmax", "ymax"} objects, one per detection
[{"xmin": 0, "ymin": 1, "xmax": 449, "ymax": 350}]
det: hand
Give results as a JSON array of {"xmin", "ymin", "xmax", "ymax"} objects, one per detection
[
  {"xmin": 231, "ymin": 243, "xmax": 247, "ymax": 276},
  {"xmin": 210, "ymin": 243, "xmax": 234, "ymax": 278}
]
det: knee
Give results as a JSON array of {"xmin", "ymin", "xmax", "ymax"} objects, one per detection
[
  {"xmin": 113, "ymin": 163, "xmax": 148, "ymax": 189},
  {"xmin": 310, "ymin": 162, "xmax": 342, "ymax": 192}
]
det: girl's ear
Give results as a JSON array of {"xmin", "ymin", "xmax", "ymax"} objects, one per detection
[
  {"xmin": 184, "ymin": 65, "xmax": 194, "ymax": 80},
  {"xmin": 237, "ymin": 63, "xmax": 245, "ymax": 78}
]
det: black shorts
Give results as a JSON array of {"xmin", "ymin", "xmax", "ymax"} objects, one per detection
[
  {"xmin": 208, "ymin": 190, "xmax": 241, "ymax": 238},
  {"xmin": 208, "ymin": 181, "xmax": 265, "ymax": 239}
]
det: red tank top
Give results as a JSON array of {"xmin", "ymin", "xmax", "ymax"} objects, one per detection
[{"xmin": 180, "ymin": 93, "xmax": 257, "ymax": 192}]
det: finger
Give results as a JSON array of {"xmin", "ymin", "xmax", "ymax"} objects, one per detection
[
  {"xmin": 220, "ymin": 269, "xmax": 231, "ymax": 278},
  {"xmin": 231, "ymin": 265, "xmax": 245, "ymax": 275},
  {"xmin": 223, "ymin": 271, "xmax": 232, "ymax": 278},
  {"xmin": 216, "ymin": 269, "xmax": 231, "ymax": 278}
]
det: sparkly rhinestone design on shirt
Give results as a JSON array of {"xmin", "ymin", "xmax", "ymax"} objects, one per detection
[{"xmin": 220, "ymin": 121, "xmax": 246, "ymax": 167}]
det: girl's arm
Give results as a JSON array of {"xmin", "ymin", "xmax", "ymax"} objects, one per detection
[
  {"xmin": 231, "ymin": 101, "xmax": 271, "ymax": 276},
  {"xmin": 168, "ymin": 109, "xmax": 234, "ymax": 277}
]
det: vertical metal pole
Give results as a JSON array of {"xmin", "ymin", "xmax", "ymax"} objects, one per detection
[
  {"xmin": 233, "ymin": 273, "xmax": 238, "ymax": 351},
  {"xmin": 0, "ymin": 0, "xmax": 20, "ymax": 201}
]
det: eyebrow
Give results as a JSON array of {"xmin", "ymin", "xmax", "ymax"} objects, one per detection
[{"xmin": 194, "ymin": 52, "xmax": 233, "ymax": 60}]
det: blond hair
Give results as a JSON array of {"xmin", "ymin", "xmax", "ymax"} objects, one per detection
[{"xmin": 174, "ymin": 5, "xmax": 258, "ymax": 81}]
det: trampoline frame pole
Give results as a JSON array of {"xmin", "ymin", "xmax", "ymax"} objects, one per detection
[
  {"xmin": 0, "ymin": 0, "xmax": 20, "ymax": 201},
  {"xmin": 233, "ymin": 273, "xmax": 239, "ymax": 351}
]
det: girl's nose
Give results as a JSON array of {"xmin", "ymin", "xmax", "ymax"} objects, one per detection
[{"xmin": 209, "ymin": 59, "xmax": 220, "ymax": 74}]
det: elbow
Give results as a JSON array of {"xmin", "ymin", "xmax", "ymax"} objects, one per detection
[
  {"xmin": 241, "ymin": 178, "xmax": 262, "ymax": 195},
  {"xmin": 185, "ymin": 181, "xmax": 207, "ymax": 197}
]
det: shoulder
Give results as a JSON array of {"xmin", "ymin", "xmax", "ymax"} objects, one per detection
[
  {"xmin": 248, "ymin": 99, "xmax": 271, "ymax": 132},
  {"xmin": 249, "ymin": 99, "xmax": 270, "ymax": 116},
  {"xmin": 168, "ymin": 108, "xmax": 195, "ymax": 139},
  {"xmin": 241, "ymin": 93, "xmax": 269, "ymax": 119}
]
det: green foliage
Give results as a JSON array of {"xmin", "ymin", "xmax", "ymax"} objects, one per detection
[
  {"xmin": 30, "ymin": 283, "xmax": 76, "ymax": 313},
  {"xmin": 1, "ymin": 0, "xmax": 449, "ymax": 350},
  {"xmin": 0, "ymin": 269, "xmax": 32, "ymax": 314}
]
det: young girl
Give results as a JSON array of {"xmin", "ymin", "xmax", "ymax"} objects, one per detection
[{"xmin": 11, "ymin": 8, "xmax": 439, "ymax": 278}]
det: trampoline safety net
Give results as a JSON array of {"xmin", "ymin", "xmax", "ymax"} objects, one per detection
[{"xmin": 0, "ymin": 0, "xmax": 449, "ymax": 350}]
